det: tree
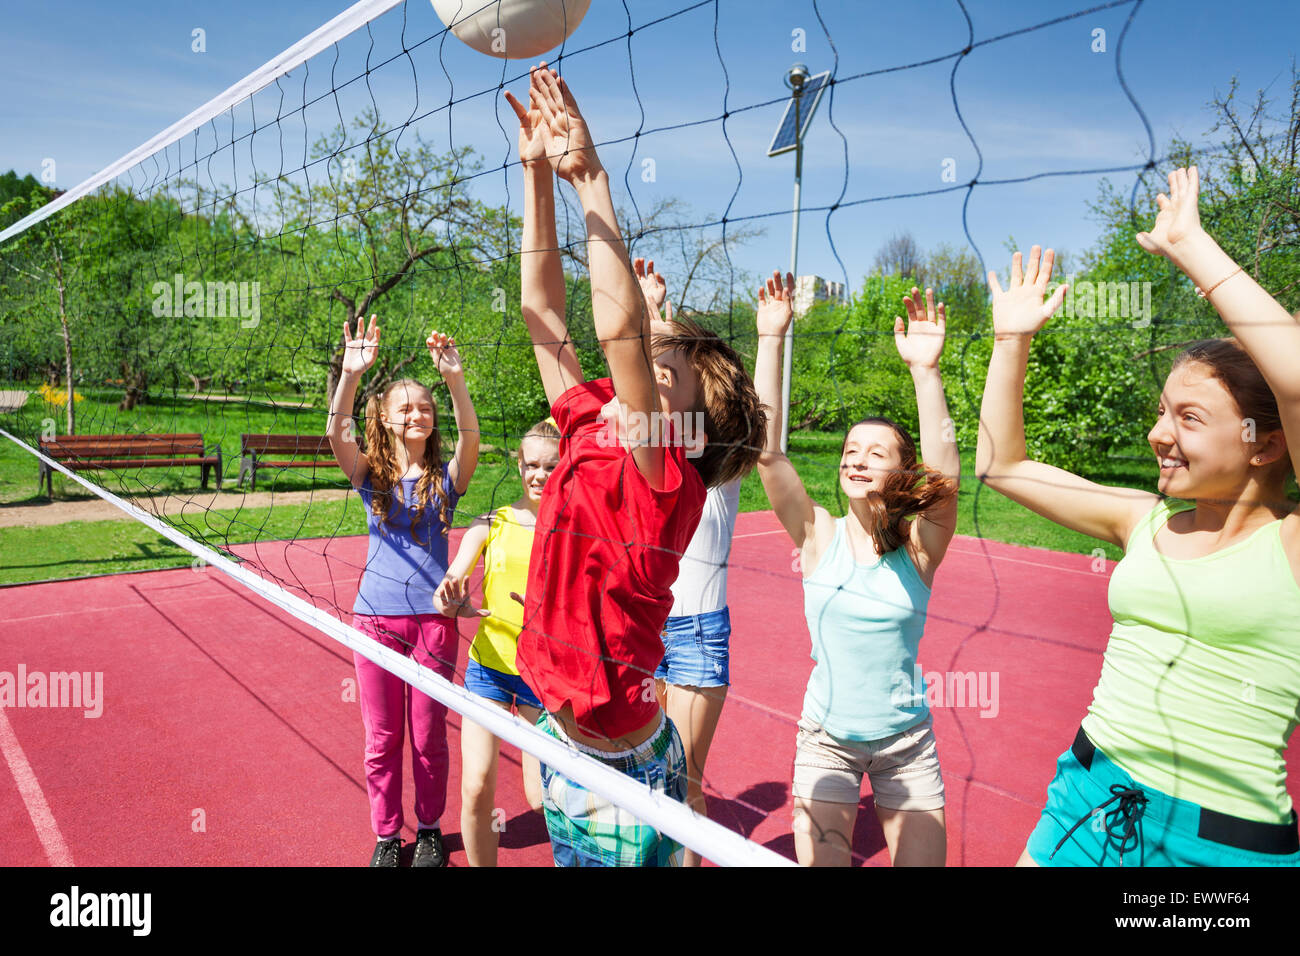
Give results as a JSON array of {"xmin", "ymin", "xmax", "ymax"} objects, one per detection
[
  {"xmin": 872, "ymin": 231, "xmax": 926, "ymax": 287},
  {"xmin": 272, "ymin": 109, "xmax": 509, "ymax": 408},
  {"xmin": 558, "ymin": 192, "xmax": 765, "ymax": 316}
]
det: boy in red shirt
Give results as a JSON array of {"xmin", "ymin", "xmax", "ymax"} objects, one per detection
[{"xmin": 503, "ymin": 65, "xmax": 765, "ymax": 865}]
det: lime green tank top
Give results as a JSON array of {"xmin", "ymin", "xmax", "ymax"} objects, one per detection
[
  {"xmin": 1083, "ymin": 498, "xmax": 1300, "ymax": 823},
  {"xmin": 468, "ymin": 506, "xmax": 534, "ymax": 676}
]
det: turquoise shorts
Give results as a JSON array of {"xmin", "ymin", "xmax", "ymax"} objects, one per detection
[{"xmin": 1026, "ymin": 728, "xmax": 1300, "ymax": 867}]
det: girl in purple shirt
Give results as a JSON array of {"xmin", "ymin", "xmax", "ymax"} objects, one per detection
[{"xmin": 327, "ymin": 315, "xmax": 480, "ymax": 867}]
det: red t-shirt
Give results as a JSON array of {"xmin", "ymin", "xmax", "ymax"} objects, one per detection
[{"xmin": 516, "ymin": 378, "xmax": 707, "ymax": 740}]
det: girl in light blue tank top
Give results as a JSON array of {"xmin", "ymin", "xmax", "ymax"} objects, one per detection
[
  {"xmin": 754, "ymin": 277, "xmax": 961, "ymax": 867},
  {"xmin": 803, "ymin": 517, "xmax": 932, "ymax": 741}
]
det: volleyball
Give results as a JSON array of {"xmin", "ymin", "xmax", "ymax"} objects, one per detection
[{"xmin": 430, "ymin": 0, "xmax": 591, "ymax": 59}]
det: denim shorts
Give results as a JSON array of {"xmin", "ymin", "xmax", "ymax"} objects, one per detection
[
  {"xmin": 1026, "ymin": 727, "xmax": 1300, "ymax": 867},
  {"xmin": 654, "ymin": 606, "xmax": 730, "ymax": 688},
  {"xmin": 464, "ymin": 657, "xmax": 542, "ymax": 711}
]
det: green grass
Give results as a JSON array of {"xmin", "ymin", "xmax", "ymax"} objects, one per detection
[{"xmin": 1, "ymin": 389, "xmax": 1158, "ymax": 586}]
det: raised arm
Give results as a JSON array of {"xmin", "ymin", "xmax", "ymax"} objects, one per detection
[
  {"xmin": 976, "ymin": 247, "xmax": 1158, "ymax": 548},
  {"xmin": 1136, "ymin": 166, "xmax": 1300, "ymax": 490},
  {"xmin": 532, "ymin": 66, "xmax": 664, "ymax": 487},
  {"xmin": 753, "ymin": 270, "xmax": 822, "ymax": 552},
  {"xmin": 427, "ymin": 331, "xmax": 479, "ymax": 495},
  {"xmin": 505, "ymin": 70, "xmax": 583, "ymax": 408},
  {"xmin": 327, "ymin": 315, "xmax": 377, "ymax": 490},
  {"xmin": 894, "ymin": 288, "xmax": 960, "ymax": 571}
]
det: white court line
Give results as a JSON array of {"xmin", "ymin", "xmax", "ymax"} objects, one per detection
[
  {"xmin": 944, "ymin": 545, "xmax": 1109, "ymax": 577},
  {"xmin": 0, "ymin": 706, "xmax": 74, "ymax": 866}
]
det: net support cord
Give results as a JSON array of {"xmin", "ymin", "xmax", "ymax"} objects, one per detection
[
  {"xmin": 0, "ymin": 0, "xmax": 412, "ymax": 245},
  {"xmin": 0, "ymin": 428, "xmax": 792, "ymax": 867}
]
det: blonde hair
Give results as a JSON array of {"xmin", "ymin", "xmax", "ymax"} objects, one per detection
[
  {"xmin": 364, "ymin": 378, "xmax": 452, "ymax": 543},
  {"xmin": 517, "ymin": 417, "xmax": 561, "ymax": 465}
]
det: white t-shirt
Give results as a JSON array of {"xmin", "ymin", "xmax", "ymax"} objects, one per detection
[{"xmin": 669, "ymin": 478, "xmax": 741, "ymax": 617}]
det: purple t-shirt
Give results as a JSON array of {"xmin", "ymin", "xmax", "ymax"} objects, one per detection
[{"xmin": 353, "ymin": 468, "xmax": 461, "ymax": 617}]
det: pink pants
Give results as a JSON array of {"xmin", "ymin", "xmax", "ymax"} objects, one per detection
[{"xmin": 352, "ymin": 613, "xmax": 459, "ymax": 837}]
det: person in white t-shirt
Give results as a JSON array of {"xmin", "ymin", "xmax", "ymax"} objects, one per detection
[{"xmin": 636, "ymin": 257, "xmax": 744, "ymax": 867}]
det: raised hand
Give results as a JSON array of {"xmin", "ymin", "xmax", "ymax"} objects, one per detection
[
  {"xmin": 756, "ymin": 270, "xmax": 796, "ymax": 339},
  {"xmin": 987, "ymin": 246, "xmax": 1068, "ymax": 338},
  {"xmin": 427, "ymin": 330, "xmax": 464, "ymax": 379},
  {"xmin": 634, "ymin": 257, "xmax": 666, "ymax": 312},
  {"xmin": 341, "ymin": 314, "xmax": 381, "ymax": 375},
  {"xmin": 894, "ymin": 287, "xmax": 946, "ymax": 369},
  {"xmin": 1136, "ymin": 166, "xmax": 1205, "ymax": 259},
  {"xmin": 529, "ymin": 63, "xmax": 601, "ymax": 184},
  {"xmin": 503, "ymin": 70, "xmax": 548, "ymax": 169},
  {"xmin": 434, "ymin": 574, "xmax": 488, "ymax": 618}
]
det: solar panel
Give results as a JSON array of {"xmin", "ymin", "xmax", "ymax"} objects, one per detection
[{"xmin": 766, "ymin": 70, "xmax": 831, "ymax": 157}]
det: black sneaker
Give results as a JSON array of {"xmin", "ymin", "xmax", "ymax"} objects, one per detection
[
  {"xmin": 369, "ymin": 836, "xmax": 402, "ymax": 867},
  {"xmin": 412, "ymin": 828, "xmax": 447, "ymax": 868}
]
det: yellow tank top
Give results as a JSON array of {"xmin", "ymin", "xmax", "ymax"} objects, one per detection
[{"xmin": 468, "ymin": 506, "xmax": 535, "ymax": 676}]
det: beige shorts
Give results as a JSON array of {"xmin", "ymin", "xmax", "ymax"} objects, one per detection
[{"xmin": 792, "ymin": 712, "xmax": 945, "ymax": 811}]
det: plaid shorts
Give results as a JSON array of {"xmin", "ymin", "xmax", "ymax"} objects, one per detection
[{"xmin": 537, "ymin": 712, "xmax": 688, "ymax": 867}]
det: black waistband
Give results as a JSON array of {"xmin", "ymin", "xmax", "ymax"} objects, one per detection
[{"xmin": 1071, "ymin": 727, "xmax": 1299, "ymax": 855}]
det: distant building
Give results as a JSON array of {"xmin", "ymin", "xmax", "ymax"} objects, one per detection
[{"xmin": 792, "ymin": 274, "xmax": 847, "ymax": 317}]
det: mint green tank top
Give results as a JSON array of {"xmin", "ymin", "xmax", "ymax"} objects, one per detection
[
  {"xmin": 802, "ymin": 517, "xmax": 932, "ymax": 741},
  {"xmin": 1083, "ymin": 499, "xmax": 1300, "ymax": 823}
]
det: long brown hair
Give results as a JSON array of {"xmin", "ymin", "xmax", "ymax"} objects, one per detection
[
  {"xmin": 842, "ymin": 417, "xmax": 958, "ymax": 555},
  {"xmin": 1172, "ymin": 338, "xmax": 1293, "ymax": 486},
  {"xmin": 364, "ymin": 379, "xmax": 452, "ymax": 543}
]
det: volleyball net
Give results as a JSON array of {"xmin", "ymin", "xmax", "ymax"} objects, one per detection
[{"xmin": 1, "ymin": 0, "xmax": 1294, "ymax": 865}]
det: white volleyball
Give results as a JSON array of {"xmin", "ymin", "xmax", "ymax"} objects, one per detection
[{"xmin": 430, "ymin": 0, "xmax": 592, "ymax": 59}]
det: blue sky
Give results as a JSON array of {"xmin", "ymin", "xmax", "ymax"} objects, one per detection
[{"xmin": 3, "ymin": 0, "xmax": 1298, "ymax": 298}]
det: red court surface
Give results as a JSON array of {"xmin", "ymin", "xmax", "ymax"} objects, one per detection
[{"xmin": 2, "ymin": 509, "xmax": 1297, "ymax": 866}]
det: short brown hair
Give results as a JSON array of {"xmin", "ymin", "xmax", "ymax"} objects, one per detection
[{"xmin": 653, "ymin": 317, "xmax": 766, "ymax": 487}]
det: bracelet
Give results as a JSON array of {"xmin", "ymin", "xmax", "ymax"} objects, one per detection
[{"xmin": 1197, "ymin": 267, "xmax": 1244, "ymax": 299}]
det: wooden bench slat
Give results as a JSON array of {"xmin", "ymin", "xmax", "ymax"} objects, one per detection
[
  {"xmin": 240, "ymin": 434, "xmax": 333, "ymax": 455},
  {"xmin": 59, "ymin": 458, "xmax": 218, "ymax": 469},
  {"xmin": 37, "ymin": 433, "xmax": 222, "ymax": 496},
  {"xmin": 238, "ymin": 434, "xmax": 334, "ymax": 491}
]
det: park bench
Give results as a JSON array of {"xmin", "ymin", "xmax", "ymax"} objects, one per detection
[
  {"xmin": 238, "ymin": 434, "xmax": 334, "ymax": 491},
  {"xmin": 38, "ymin": 433, "xmax": 222, "ymax": 498}
]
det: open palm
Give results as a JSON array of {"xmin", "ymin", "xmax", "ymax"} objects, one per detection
[
  {"xmin": 1136, "ymin": 166, "xmax": 1203, "ymax": 259},
  {"xmin": 342, "ymin": 315, "xmax": 380, "ymax": 375},
  {"xmin": 988, "ymin": 246, "xmax": 1068, "ymax": 337},
  {"xmin": 503, "ymin": 78, "xmax": 547, "ymax": 169},
  {"xmin": 893, "ymin": 288, "xmax": 946, "ymax": 368},
  {"xmin": 530, "ymin": 63, "xmax": 600, "ymax": 183}
]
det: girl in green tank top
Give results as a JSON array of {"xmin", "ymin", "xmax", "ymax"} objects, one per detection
[
  {"xmin": 754, "ymin": 272, "xmax": 961, "ymax": 866},
  {"xmin": 977, "ymin": 166, "xmax": 1300, "ymax": 867}
]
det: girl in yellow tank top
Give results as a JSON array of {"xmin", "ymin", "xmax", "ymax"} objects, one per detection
[
  {"xmin": 977, "ymin": 167, "xmax": 1300, "ymax": 866},
  {"xmin": 435, "ymin": 419, "xmax": 560, "ymax": 866}
]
